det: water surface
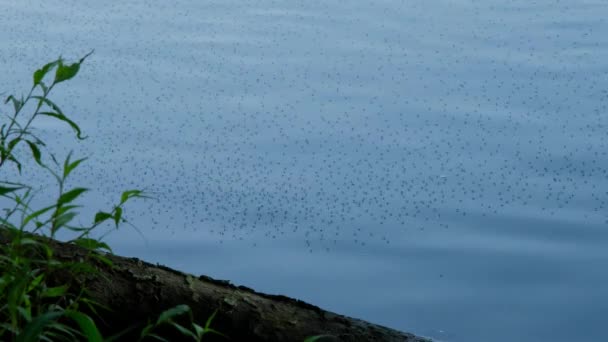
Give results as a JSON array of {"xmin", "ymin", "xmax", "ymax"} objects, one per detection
[{"xmin": 1, "ymin": 1, "xmax": 607, "ymax": 341}]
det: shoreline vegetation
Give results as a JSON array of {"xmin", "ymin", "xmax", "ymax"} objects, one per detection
[
  {"xmin": 0, "ymin": 55, "xmax": 430, "ymax": 341},
  {"xmin": 0, "ymin": 229, "xmax": 430, "ymax": 341}
]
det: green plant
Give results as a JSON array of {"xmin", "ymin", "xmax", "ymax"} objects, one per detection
[
  {"xmin": 0, "ymin": 54, "xmax": 216, "ymax": 341},
  {"xmin": 139, "ymin": 305, "xmax": 225, "ymax": 342},
  {"xmin": 0, "ymin": 53, "xmax": 137, "ymax": 341},
  {"xmin": 0, "ymin": 53, "xmax": 328, "ymax": 342}
]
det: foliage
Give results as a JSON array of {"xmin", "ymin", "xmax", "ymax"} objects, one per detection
[
  {"xmin": 0, "ymin": 54, "xmax": 213, "ymax": 341},
  {"xmin": 139, "ymin": 306, "xmax": 226, "ymax": 342},
  {"xmin": 0, "ymin": 54, "xmax": 328, "ymax": 342}
]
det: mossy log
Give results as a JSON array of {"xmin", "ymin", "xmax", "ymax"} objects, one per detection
[{"xmin": 1, "ymin": 231, "xmax": 430, "ymax": 341}]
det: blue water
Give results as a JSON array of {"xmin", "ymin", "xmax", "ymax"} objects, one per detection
[{"xmin": 2, "ymin": 1, "xmax": 608, "ymax": 341}]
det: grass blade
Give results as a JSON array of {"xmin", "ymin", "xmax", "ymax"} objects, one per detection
[
  {"xmin": 17, "ymin": 311, "xmax": 63, "ymax": 342},
  {"xmin": 64, "ymin": 311, "xmax": 103, "ymax": 342},
  {"xmin": 57, "ymin": 188, "xmax": 88, "ymax": 206}
]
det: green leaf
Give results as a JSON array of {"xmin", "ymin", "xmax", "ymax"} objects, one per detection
[
  {"xmin": 71, "ymin": 238, "xmax": 111, "ymax": 252},
  {"xmin": 199, "ymin": 309, "xmax": 227, "ymax": 338},
  {"xmin": 4, "ymin": 95, "xmax": 23, "ymax": 112},
  {"xmin": 139, "ymin": 324, "xmax": 154, "ymax": 340},
  {"xmin": 79, "ymin": 50, "xmax": 94, "ymax": 63},
  {"xmin": 0, "ymin": 185, "xmax": 22, "ymax": 196},
  {"xmin": 8, "ymin": 155, "xmax": 22, "ymax": 173},
  {"xmin": 64, "ymin": 311, "xmax": 103, "ymax": 342},
  {"xmin": 55, "ymin": 205, "xmax": 81, "ymax": 218},
  {"xmin": 27, "ymin": 274, "xmax": 45, "ymax": 293},
  {"xmin": 146, "ymin": 333, "xmax": 170, "ymax": 342},
  {"xmin": 120, "ymin": 190, "xmax": 143, "ymax": 205},
  {"xmin": 94, "ymin": 211, "xmax": 113, "ymax": 224},
  {"xmin": 17, "ymin": 306, "xmax": 32, "ymax": 322},
  {"xmin": 50, "ymin": 52, "xmax": 93, "ymax": 85},
  {"xmin": 7, "ymin": 276, "xmax": 27, "ymax": 322},
  {"xmin": 23, "ymin": 204, "xmax": 56, "ymax": 226},
  {"xmin": 45, "ymin": 322, "xmax": 78, "ymax": 340},
  {"xmin": 41, "ymin": 285, "xmax": 68, "ymax": 298},
  {"xmin": 31, "ymin": 96, "xmax": 64, "ymax": 114},
  {"xmin": 64, "ymin": 226, "xmax": 90, "ymax": 233},
  {"xmin": 204, "ymin": 309, "xmax": 217, "ymax": 330},
  {"xmin": 17, "ymin": 311, "xmax": 63, "ymax": 342},
  {"xmin": 39, "ymin": 81, "xmax": 49, "ymax": 94},
  {"xmin": 168, "ymin": 322, "xmax": 197, "ymax": 339},
  {"xmin": 54, "ymin": 59, "xmax": 81, "ymax": 84},
  {"xmin": 53, "ymin": 212, "xmax": 77, "ymax": 229},
  {"xmin": 33, "ymin": 60, "xmax": 59, "ymax": 86},
  {"xmin": 26, "ymin": 140, "xmax": 43, "ymax": 165},
  {"xmin": 157, "ymin": 305, "xmax": 190, "ymax": 325},
  {"xmin": 63, "ymin": 155, "xmax": 87, "ymax": 179},
  {"xmin": 202, "ymin": 328, "xmax": 227, "ymax": 339},
  {"xmin": 8, "ymin": 137, "xmax": 20, "ymax": 150},
  {"xmin": 113, "ymin": 207, "xmax": 122, "ymax": 227},
  {"xmin": 38, "ymin": 111, "xmax": 86, "ymax": 140},
  {"xmin": 1, "ymin": 150, "xmax": 23, "ymax": 172},
  {"xmin": 193, "ymin": 323, "xmax": 204, "ymax": 339},
  {"xmin": 16, "ymin": 237, "xmax": 41, "ymax": 247},
  {"xmin": 80, "ymin": 298, "xmax": 112, "ymax": 320},
  {"xmin": 91, "ymin": 253, "xmax": 114, "ymax": 267},
  {"xmin": 58, "ymin": 187, "xmax": 88, "ymax": 206}
]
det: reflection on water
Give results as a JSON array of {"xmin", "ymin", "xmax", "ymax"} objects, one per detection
[{"xmin": 1, "ymin": 1, "xmax": 607, "ymax": 341}]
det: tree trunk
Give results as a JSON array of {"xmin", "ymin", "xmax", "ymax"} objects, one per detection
[{"xmin": 1, "ymin": 231, "xmax": 431, "ymax": 341}]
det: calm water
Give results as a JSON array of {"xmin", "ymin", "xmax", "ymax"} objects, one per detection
[{"xmin": 2, "ymin": 1, "xmax": 608, "ymax": 341}]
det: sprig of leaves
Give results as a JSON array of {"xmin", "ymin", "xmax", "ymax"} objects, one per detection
[{"xmin": 0, "ymin": 53, "xmax": 150, "ymax": 341}]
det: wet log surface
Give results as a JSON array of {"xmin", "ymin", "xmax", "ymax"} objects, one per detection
[{"xmin": 1, "ymin": 230, "xmax": 431, "ymax": 341}]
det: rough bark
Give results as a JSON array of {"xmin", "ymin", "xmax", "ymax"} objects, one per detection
[{"xmin": 1, "ymin": 231, "xmax": 431, "ymax": 341}]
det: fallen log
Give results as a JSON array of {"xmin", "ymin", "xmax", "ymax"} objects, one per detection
[{"xmin": 1, "ymin": 231, "xmax": 431, "ymax": 341}]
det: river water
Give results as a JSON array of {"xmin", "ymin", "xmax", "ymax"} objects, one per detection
[{"xmin": 1, "ymin": 1, "xmax": 607, "ymax": 341}]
